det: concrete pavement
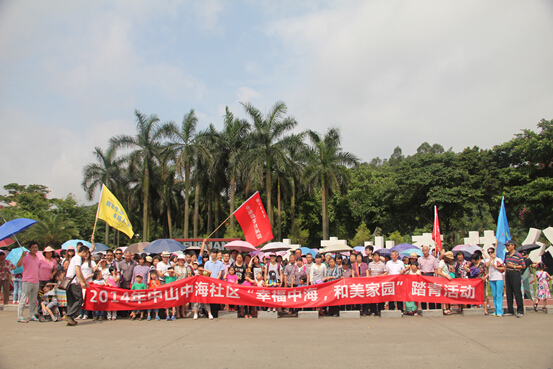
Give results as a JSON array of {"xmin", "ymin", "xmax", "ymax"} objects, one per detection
[{"xmin": 0, "ymin": 310, "xmax": 551, "ymax": 369}]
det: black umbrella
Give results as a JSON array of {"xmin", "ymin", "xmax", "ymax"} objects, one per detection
[{"xmin": 516, "ymin": 244, "xmax": 541, "ymax": 253}]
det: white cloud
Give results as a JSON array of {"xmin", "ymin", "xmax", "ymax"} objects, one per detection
[{"xmin": 268, "ymin": 1, "xmax": 553, "ymax": 160}]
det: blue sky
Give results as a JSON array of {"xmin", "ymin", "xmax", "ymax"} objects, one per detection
[{"xmin": 1, "ymin": 1, "xmax": 553, "ymax": 204}]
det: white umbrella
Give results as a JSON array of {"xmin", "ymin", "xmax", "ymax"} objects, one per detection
[
  {"xmin": 320, "ymin": 244, "xmax": 353, "ymax": 254},
  {"xmin": 260, "ymin": 242, "xmax": 292, "ymax": 252}
]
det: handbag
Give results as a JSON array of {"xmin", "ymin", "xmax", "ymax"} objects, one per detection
[{"xmin": 58, "ymin": 275, "xmax": 75, "ymax": 290}]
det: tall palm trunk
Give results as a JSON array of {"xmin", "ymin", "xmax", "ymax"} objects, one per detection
[
  {"xmin": 266, "ymin": 157, "xmax": 273, "ymax": 229},
  {"xmin": 207, "ymin": 195, "xmax": 213, "ymax": 234},
  {"xmin": 194, "ymin": 183, "xmax": 200, "ymax": 238},
  {"xmin": 322, "ymin": 178, "xmax": 329, "ymax": 240},
  {"xmin": 230, "ymin": 176, "xmax": 235, "ymax": 231},
  {"xmin": 277, "ymin": 177, "xmax": 281, "ymax": 241},
  {"xmin": 143, "ymin": 165, "xmax": 149, "ymax": 241},
  {"xmin": 184, "ymin": 163, "xmax": 190, "ymax": 238},
  {"xmin": 167, "ymin": 207, "xmax": 173, "ymax": 238},
  {"xmin": 290, "ymin": 178, "xmax": 296, "ymax": 227},
  {"xmin": 104, "ymin": 223, "xmax": 109, "ymax": 244}
]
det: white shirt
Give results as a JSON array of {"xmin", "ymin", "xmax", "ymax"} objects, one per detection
[
  {"xmin": 67, "ymin": 255, "xmax": 83, "ymax": 285},
  {"xmin": 157, "ymin": 261, "xmax": 170, "ymax": 282},
  {"xmin": 386, "ymin": 259, "xmax": 405, "ymax": 275},
  {"xmin": 80, "ymin": 260, "xmax": 96, "ymax": 282},
  {"xmin": 487, "ymin": 258, "xmax": 504, "ymax": 281},
  {"xmin": 309, "ymin": 263, "xmax": 327, "ymax": 283}
]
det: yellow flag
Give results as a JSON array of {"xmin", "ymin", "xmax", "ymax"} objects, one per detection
[{"xmin": 96, "ymin": 184, "xmax": 134, "ymax": 238}]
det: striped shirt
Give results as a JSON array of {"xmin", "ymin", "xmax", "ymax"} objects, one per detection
[{"xmin": 504, "ymin": 251, "xmax": 525, "ymax": 271}]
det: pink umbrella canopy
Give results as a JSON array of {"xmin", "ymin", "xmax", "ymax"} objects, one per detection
[
  {"xmin": 0, "ymin": 238, "xmax": 15, "ymax": 248},
  {"xmin": 224, "ymin": 240, "xmax": 257, "ymax": 253}
]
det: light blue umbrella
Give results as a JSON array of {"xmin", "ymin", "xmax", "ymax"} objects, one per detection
[
  {"xmin": 400, "ymin": 248, "xmax": 423, "ymax": 257},
  {"xmin": 92, "ymin": 243, "xmax": 110, "ymax": 252},
  {"xmin": 0, "ymin": 218, "xmax": 37, "ymax": 242},
  {"xmin": 61, "ymin": 239, "xmax": 92, "ymax": 249},
  {"xmin": 7, "ymin": 247, "xmax": 28, "ymax": 275},
  {"xmin": 299, "ymin": 247, "xmax": 317, "ymax": 257},
  {"xmin": 143, "ymin": 239, "xmax": 185, "ymax": 254}
]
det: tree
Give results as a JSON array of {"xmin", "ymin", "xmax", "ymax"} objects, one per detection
[
  {"xmin": 110, "ymin": 110, "xmax": 165, "ymax": 241},
  {"xmin": 242, "ymin": 101, "xmax": 298, "ymax": 231},
  {"xmin": 23, "ymin": 213, "xmax": 80, "ymax": 248},
  {"xmin": 215, "ymin": 107, "xmax": 251, "ymax": 232},
  {"xmin": 303, "ymin": 127, "xmax": 358, "ymax": 240},
  {"xmin": 350, "ymin": 221, "xmax": 372, "ymax": 246},
  {"xmin": 82, "ymin": 146, "xmax": 125, "ymax": 243}
]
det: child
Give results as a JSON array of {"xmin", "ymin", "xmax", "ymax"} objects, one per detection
[
  {"xmin": 255, "ymin": 272, "xmax": 265, "ymax": 287},
  {"xmin": 298, "ymin": 275, "xmax": 307, "ymax": 287},
  {"xmin": 106, "ymin": 267, "xmax": 119, "ymax": 321},
  {"xmin": 405, "ymin": 261, "xmax": 421, "ymax": 316},
  {"xmin": 163, "ymin": 267, "xmax": 178, "ymax": 321},
  {"xmin": 242, "ymin": 272, "xmax": 254, "ymax": 319},
  {"xmin": 226, "ymin": 266, "xmax": 238, "ymax": 284},
  {"xmin": 147, "ymin": 270, "xmax": 161, "ymax": 321},
  {"xmin": 147, "ymin": 270, "xmax": 161, "ymax": 320},
  {"xmin": 53, "ymin": 270, "xmax": 67, "ymax": 318},
  {"xmin": 266, "ymin": 270, "xmax": 280, "ymax": 313},
  {"xmin": 92, "ymin": 270, "xmax": 106, "ymax": 321},
  {"xmin": 40, "ymin": 284, "xmax": 61, "ymax": 321},
  {"xmin": 531, "ymin": 262, "xmax": 551, "ymax": 312},
  {"xmin": 131, "ymin": 274, "xmax": 147, "ymax": 321}
]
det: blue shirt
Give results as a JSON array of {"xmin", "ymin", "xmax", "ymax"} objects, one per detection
[{"xmin": 204, "ymin": 260, "xmax": 224, "ymax": 279}]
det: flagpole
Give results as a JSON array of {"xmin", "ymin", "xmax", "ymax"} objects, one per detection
[
  {"xmin": 206, "ymin": 213, "xmax": 234, "ymax": 240},
  {"xmin": 91, "ymin": 184, "xmax": 105, "ymax": 237}
]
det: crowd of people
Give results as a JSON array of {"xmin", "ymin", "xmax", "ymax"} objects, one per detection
[{"xmin": 0, "ymin": 239, "xmax": 550, "ymax": 326}]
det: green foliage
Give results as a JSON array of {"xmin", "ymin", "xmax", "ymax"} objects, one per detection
[
  {"xmin": 350, "ymin": 221, "xmax": 372, "ymax": 246},
  {"xmin": 387, "ymin": 230, "xmax": 405, "ymax": 244},
  {"xmin": 288, "ymin": 217, "xmax": 309, "ymax": 246},
  {"xmin": 223, "ymin": 226, "xmax": 244, "ymax": 240},
  {"xmin": 22, "ymin": 213, "xmax": 80, "ymax": 248}
]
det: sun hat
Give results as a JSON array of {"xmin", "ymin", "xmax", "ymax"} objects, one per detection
[
  {"xmin": 177, "ymin": 254, "xmax": 186, "ymax": 260},
  {"xmin": 409, "ymin": 252, "xmax": 418, "ymax": 258},
  {"xmin": 68, "ymin": 246, "xmax": 75, "ymax": 251},
  {"xmin": 443, "ymin": 251, "xmax": 454, "ymax": 259},
  {"xmin": 161, "ymin": 251, "xmax": 171, "ymax": 257},
  {"xmin": 43, "ymin": 246, "xmax": 55, "ymax": 253},
  {"xmin": 145, "ymin": 256, "xmax": 153, "ymax": 262},
  {"xmin": 0, "ymin": 250, "xmax": 5, "ymax": 255}
]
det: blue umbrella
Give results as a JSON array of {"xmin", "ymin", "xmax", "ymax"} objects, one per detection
[
  {"xmin": 0, "ymin": 218, "xmax": 37, "ymax": 242},
  {"xmin": 92, "ymin": 243, "xmax": 110, "ymax": 252},
  {"xmin": 299, "ymin": 247, "xmax": 317, "ymax": 257},
  {"xmin": 400, "ymin": 248, "xmax": 423, "ymax": 257},
  {"xmin": 391, "ymin": 243, "xmax": 418, "ymax": 253},
  {"xmin": 7, "ymin": 247, "xmax": 28, "ymax": 275},
  {"xmin": 61, "ymin": 239, "xmax": 92, "ymax": 249},
  {"xmin": 378, "ymin": 249, "xmax": 392, "ymax": 257},
  {"xmin": 143, "ymin": 239, "xmax": 184, "ymax": 254}
]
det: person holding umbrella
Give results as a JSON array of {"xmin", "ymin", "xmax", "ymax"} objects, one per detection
[{"xmin": 16, "ymin": 242, "xmax": 40, "ymax": 323}]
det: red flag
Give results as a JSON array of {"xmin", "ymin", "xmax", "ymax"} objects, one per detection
[
  {"xmin": 432, "ymin": 205, "xmax": 443, "ymax": 252},
  {"xmin": 233, "ymin": 192, "xmax": 273, "ymax": 246}
]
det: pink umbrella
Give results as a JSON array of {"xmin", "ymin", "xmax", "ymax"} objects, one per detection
[
  {"xmin": 249, "ymin": 250, "xmax": 266, "ymax": 260},
  {"xmin": 0, "ymin": 238, "xmax": 14, "ymax": 248},
  {"xmin": 224, "ymin": 240, "xmax": 257, "ymax": 253},
  {"xmin": 452, "ymin": 244, "xmax": 470, "ymax": 251}
]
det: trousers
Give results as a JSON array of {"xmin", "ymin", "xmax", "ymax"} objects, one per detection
[{"xmin": 505, "ymin": 270, "xmax": 524, "ymax": 315}]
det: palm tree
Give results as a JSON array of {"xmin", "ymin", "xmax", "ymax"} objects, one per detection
[
  {"xmin": 242, "ymin": 101, "xmax": 297, "ymax": 231},
  {"xmin": 110, "ymin": 110, "xmax": 165, "ymax": 241},
  {"xmin": 164, "ymin": 109, "xmax": 209, "ymax": 239},
  {"xmin": 215, "ymin": 107, "xmax": 251, "ymax": 231},
  {"xmin": 304, "ymin": 127, "xmax": 359, "ymax": 240},
  {"xmin": 24, "ymin": 213, "xmax": 80, "ymax": 248},
  {"xmin": 82, "ymin": 146, "xmax": 125, "ymax": 244}
]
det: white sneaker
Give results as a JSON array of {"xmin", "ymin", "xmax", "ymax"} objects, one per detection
[
  {"xmin": 82, "ymin": 315, "xmax": 88, "ymax": 320},
  {"xmin": 193, "ymin": 314, "xmax": 198, "ymax": 320},
  {"xmin": 208, "ymin": 313, "xmax": 214, "ymax": 320},
  {"xmin": 75, "ymin": 315, "xmax": 82, "ymax": 320}
]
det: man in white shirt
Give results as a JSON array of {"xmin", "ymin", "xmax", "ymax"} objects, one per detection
[
  {"xmin": 385, "ymin": 250, "xmax": 406, "ymax": 312},
  {"xmin": 157, "ymin": 251, "xmax": 172, "ymax": 284},
  {"xmin": 65, "ymin": 246, "xmax": 89, "ymax": 326}
]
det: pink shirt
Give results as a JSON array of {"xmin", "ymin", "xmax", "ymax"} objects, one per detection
[
  {"xmin": 226, "ymin": 274, "xmax": 238, "ymax": 283},
  {"xmin": 22, "ymin": 254, "xmax": 40, "ymax": 284},
  {"xmin": 418, "ymin": 255, "xmax": 438, "ymax": 274},
  {"xmin": 38, "ymin": 258, "xmax": 57, "ymax": 281}
]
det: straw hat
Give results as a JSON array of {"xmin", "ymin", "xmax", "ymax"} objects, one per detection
[
  {"xmin": 43, "ymin": 246, "xmax": 55, "ymax": 253},
  {"xmin": 443, "ymin": 251, "xmax": 454, "ymax": 260}
]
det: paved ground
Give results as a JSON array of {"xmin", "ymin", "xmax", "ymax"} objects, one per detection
[{"xmin": 0, "ymin": 309, "xmax": 552, "ymax": 369}]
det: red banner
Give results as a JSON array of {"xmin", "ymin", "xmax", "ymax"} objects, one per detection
[
  {"xmin": 83, "ymin": 275, "xmax": 483, "ymax": 311},
  {"xmin": 233, "ymin": 192, "xmax": 273, "ymax": 246}
]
